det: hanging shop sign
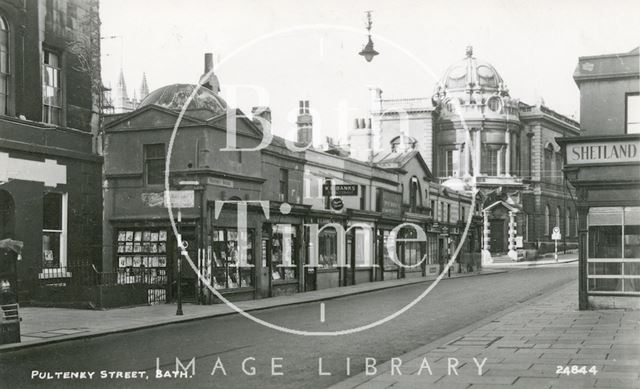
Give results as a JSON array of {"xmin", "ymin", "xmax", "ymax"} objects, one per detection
[
  {"xmin": 330, "ymin": 198, "xmax": 344, "ymax": 211},
  {"xmin": 566, "ymin": 140, "xmax": 639, "ymax": 165}
]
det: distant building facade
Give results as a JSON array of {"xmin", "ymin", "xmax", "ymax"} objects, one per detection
[
  {"xmin": 558, "ymin": 47, "xmax": 640, "ymax": 310},
  {"xmin": 349, "ymin": 47, "xmax": 580, "ymax": 261},
  {"xmin": 0, "ymin": 0, "xmax": 103, "ymax": 302}
]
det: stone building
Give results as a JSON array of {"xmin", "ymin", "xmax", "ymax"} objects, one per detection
[
  {"xmin": 558, "ymin": 47, "xmax": 639, "ymax": 309},
  {"xmin": 0, "ymin": 0, "xmax": 103, "ymax": 303},
  {"xmin": 349, "ymin": 46, "xmax": 580, "ymax": 260}
]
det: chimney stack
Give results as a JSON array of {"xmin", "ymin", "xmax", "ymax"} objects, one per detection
[
  {"xmin": 251, "ymin": 106, "xmax": 271, "ymax": 132},
  {"xmin": 296, "ymin": 100, "xmax": 313, "ymax": 146},
  {"xmin": 200, "ymin": 52, "xmax": 220, "ymax": 93}
]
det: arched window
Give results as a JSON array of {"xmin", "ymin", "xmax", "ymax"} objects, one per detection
[
  {"xmin": 409, "ymin": 177, "xmax": 420, "ymax": 212},
  {"xmin": 544, "ymin": 205, "xmax": 550, "ymax": 235},
  {"xmin": 0, "ymin": 15, "xmax": 9, "ymax": 115},
  {"xmin": 544, "ymin": 144, "xmax": 554, "ymax": 182},
  {"xmin": 566, "ymin": 207, "xmax": 571, "ymax": 236},
  {"xmin": 555, "ymin": 206, "xmax": 561, "ymax": 233}
]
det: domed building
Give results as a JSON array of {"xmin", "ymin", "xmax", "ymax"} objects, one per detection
[
  {"xmin": 137, "ymin": 83, "xmax": 227, "ymax": 116},
  {"xmin": 351, "ymin": 46, "xmax": 581, "ymax": 261},
  {"xmin": 101, "ymin": 53, "xmax": 309, "ymax": 305}
]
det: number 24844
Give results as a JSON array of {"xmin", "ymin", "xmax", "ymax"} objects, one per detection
[{"xmin": 556, "ymin": 365, "xmax": 598, "ymax": 375}]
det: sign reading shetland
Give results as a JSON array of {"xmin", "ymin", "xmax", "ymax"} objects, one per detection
[{"xmin": 566, "ymin": 140, "xmax": 639, "ymax": 165}]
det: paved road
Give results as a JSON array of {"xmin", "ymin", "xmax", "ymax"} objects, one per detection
[{"xmin": 0, "ymin": 264, "xmax": 577, "ymax": 389}]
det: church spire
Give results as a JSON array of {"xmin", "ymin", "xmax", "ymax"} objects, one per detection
[
  {"xmin": 115, "ymin": 68, "xmax": 128, "ymax": 103},
  {"xmin": 139, "ymin": 72, "xmax": 150, "ymax": 100}
]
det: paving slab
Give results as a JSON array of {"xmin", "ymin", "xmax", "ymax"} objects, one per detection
[{"xmin": 327, "ymin": 281, "xmax": 640, "ymax": 389}]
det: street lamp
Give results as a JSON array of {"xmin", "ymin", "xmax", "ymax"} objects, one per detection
[{"xmin": 358, "ymin": 11, "xmax": 379, "ymax": 62}]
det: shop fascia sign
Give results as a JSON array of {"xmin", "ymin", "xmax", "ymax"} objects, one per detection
[
  {"xmin": 322, "ymin": 183, "xmax": 359, "ymax": 196},
  {"xmin": 142, "ymin": 190, "xmax": 195, "ymax": 208},
  {"xmin": 565, "ymin": 140, "xmax": 639, "ymax": 165}
]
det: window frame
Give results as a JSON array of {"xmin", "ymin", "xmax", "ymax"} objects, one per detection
[
  {"xmin": 586, "ymin": 207, "xmax": 640, "ymax": 295},
  {"xmin": 144, "ymin": 144, "xmax": 166, "ymax": 186},
  {"xmin": 625, "ymin": 92, "xmax": 640, "ymax": 134},
  {"xmin": 42, "ymin": 47, "xmax": 63, "ymax": 125},
  {"xmin": 0, "ymin": 14, "xmax": 10, "ymax": 116},
  {"xmin": 41, "ymin": 192, "xmax": 68, "ymax": 274},
  {"xmin": 279, "ymin": 168, "xmax": 289, "ymax": 202}
]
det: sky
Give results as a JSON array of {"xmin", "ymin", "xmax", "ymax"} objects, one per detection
[{"xmin": 100, "ymin": 0, "xmax": 640, "ymax": 143}]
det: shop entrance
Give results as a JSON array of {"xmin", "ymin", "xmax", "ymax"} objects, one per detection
[{"xmin": 174, "ymin": 227, "xmax": 198, "ymax": 302}]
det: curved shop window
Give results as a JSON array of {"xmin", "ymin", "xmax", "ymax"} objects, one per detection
[
  {"xmin": 211, "ymin": 228, "xmax": 254, "ymax": 289},
  {"xmin": 317, "ymin": 228, "xmax": 338, "ymax": 268},
  {"xmin": 398, "ymin": 226, "xmax": 425, "ymax": 268},
  {"xmin": 587, "ymin": 207, "xmax": 640, "ymax": 294},
  {"xmin": 270, "ymin": 224, "xmax": 298, "ymax": 281}
]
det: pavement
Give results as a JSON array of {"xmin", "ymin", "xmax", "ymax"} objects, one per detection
[
  {"xmin": 487, "ymin": 251, "xmax": 578, "ymax": 267},
  {"xmin": 327, "ymin": 280, "xmax": 640, "ymax": 389},
  {"xmin": 0, "ymin": 267, "xmax": 507, "ymax": 352}
]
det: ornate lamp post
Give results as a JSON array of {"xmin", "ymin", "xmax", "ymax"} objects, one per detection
[{"xmin": 358, "ymin": 11, "xmax": 379, "ymax": 62}]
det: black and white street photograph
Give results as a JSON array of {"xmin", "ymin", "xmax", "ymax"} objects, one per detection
[{"xmin": 0, "ymin": 1, "xmax": 639, "ymax": 388}]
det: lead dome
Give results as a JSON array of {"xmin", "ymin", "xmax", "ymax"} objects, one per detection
[{"xmin": 138, "ymin": 83, "xmax": 227, "ymax": 115}]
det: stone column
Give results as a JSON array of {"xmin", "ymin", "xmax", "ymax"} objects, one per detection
[
  {"xmin": 505, "ymin": 129, "xmax": 511, "ymax": 177},
  {"xmin": 474, "ymin": 128, "xmax": 482, "ymax": 176},
  {"xmin": 497, "ymin": 146, "xmax": 502, "ymax": 176},
  {"xmin": 463, "ymin": 138, "xmax": 471, "ymax": 177},
  {"xmin": 508, "ymin": 211, "xmax": 517, "ymax": 260},
  {"xmin": 482, "ymin": 210, "xmax": 492, "ymax": 264}
]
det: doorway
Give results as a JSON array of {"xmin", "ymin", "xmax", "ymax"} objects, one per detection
[
  {"xmin": 0, "ymin": 190, "xmax": 15, "ymax": 240},
  {"xmin": 490, "ymin": 220, "xmax": 505, "ymax": 253}
]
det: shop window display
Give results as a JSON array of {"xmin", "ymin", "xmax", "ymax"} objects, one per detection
[
  {"xmin": 271, "ymin": 224, "xmax": 298, "ymax": 281},
  {"xmin": 587, "ymin": 207, "xmax": 640, "ymax": 294},
  {"xmin": 116, "ymin": 229, "xmax": 167, "ymax": 285},
  {"xmin": 318, "ymin": 229, "xmax": 338, "ymax": 268},
  {"xmin": 211, "ymin": 229, "xmax": 254, "ymax": 289}
]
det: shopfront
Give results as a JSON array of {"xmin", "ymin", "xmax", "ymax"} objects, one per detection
[
  {"xmin": 306, "ymin": 213, "xmax": 347, "ymax": 290},
  {"xmin": 345, "ymin": 211, "xmax": 377, "ymax": 286},
  {"xmin": 265, "ymin": 220, "xmax": 304, "ymax": 297},
  {"xmin": 559, "ymin": 135, "xmax": 640, "ymax": 309}
]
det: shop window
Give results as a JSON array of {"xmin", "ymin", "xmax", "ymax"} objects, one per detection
[
  {"xmin": 270, "ymin": 224, "xmax": 297, "ymax": 281},
  {"xmin": 42, "ymin": 49, "xmax": 62, "ymax": 125},
  {"xmin": 116, "ymin": 228, "xmax": 168, "ymax": 286},
  {"xmin": 398, "ymin": 226, "xmax": 424, "ymax": 267},
  {"xmin": 544, "ymin": 205, "xmax": 550, "ymax": 235},
  {"xmin": 42, "ymin": 192, "xmax": 67, "ymax": 268},
  {"xmin": 144, "ymin": 144, "xmax": 165, "ymax": 185},
  {"xmin": 626, "ymin": 93, "xmax": 640, "ymax": 134},
  {"xmin": 587, "ymin": 207, "xmax": 640, "ymax": 294},
  {"xmin": 381, "ymin": 230, "xmax": 395, "ymax": 269},
  {"xmin": 318, "ymin": 228, "xmax": 337, "ymax": 268},
  {"xmin": 279, "ymin": 168, "xmax": 288, "ymax": 202},
  {"xmin": 211, "ymin": 228, "xmax": 254, "ymax": 289},
  {"xmin": 0, "ymin": 15, "xmax": 9, "ymax": 115}
]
